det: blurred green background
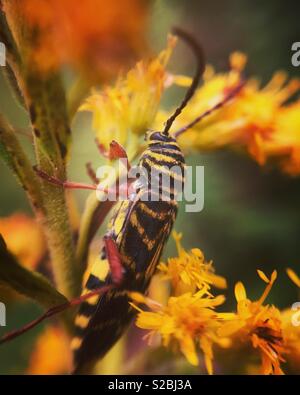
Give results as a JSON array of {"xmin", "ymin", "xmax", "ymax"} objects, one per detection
[{"xmin": 0, "ymin": 0, "xmax": 300, "ymax": 373}]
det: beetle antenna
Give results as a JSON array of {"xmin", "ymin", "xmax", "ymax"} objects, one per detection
[
  {"xmin": 163, "ymin": 27, "xmax": 205, "ymax": 135},
  {"xmin": 174, "ymin": 80, "xmax": 246, "ymax": 138}
]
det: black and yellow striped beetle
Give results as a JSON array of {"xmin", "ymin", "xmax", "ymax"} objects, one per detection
[
  {"xmin": 69, "ymin": 28, "xmax": 207, "ymax": 374},
  {"xmin": 0, "ymin": 28, "xmax": 243, "ymax": 373}
]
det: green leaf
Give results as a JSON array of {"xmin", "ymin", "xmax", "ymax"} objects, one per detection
[{"xmin": 0, "ymin": 234, "xmax": 67, "ymax": 308}]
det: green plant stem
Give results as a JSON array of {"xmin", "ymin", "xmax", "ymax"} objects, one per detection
[
  {"xmin": 0, "ymin": 114, "xmax": 44, "ymax": 214},
  {"xmin": 38, "ymin": 151, "xmax": 81, "ymax": 299},
  {"xmin": 28, "ymin": 74, "xmax": 81, "ymax": 298},
  {"xmin": 3, "ymin": 2, "xmax": 81, "ymax": 300}
]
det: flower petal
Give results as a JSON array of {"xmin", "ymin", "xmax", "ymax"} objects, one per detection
[
  {"xmin": 286, "ymin": 268, "xmax": 300, "ymax": 288},
  {"xmin": 257, "ymin": 269, "xmax": 270, "ymax": 283},
  {"xmin": 235, "ymin": 282, "xmax": 247, "ymax": 302},
  {"xmin": 180, "ymin": 336, "xmax": 199, "ymax": 366}
]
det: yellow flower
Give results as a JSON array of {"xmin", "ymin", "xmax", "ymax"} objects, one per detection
[
  {"xmin": 218, "ymin": 270, "xmax": 286, "ymax": 375},
  {"xmin": 252, "ymin": 102, "xmax": 300, "ymax": 175},
  {"xmin": 27, "ymin": 325, "xmax": 72, "ymax": 374},
  {"xmin": 130, "ymin": 289, "xmax": 230, "ymax": 374},
  {"xmin": 80, "ymin": 36, "xmax": 177, "ymax": 158},
  {"xmin": 157, "ymin": 52, "xmax": 300, "ymax": 175},
  {"xmin": 154, "ymin": 52, "xmax": 245, "ymax": 150},
  {"xmin": 0, "ymin": 213, "xmax": 46, "ymax": 270},
  {"xmin": 158, "ymin": 232, "xmax": 226, "ymax": 295}
]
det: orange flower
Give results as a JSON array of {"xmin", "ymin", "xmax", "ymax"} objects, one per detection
[
  {"xmin": 0, "ymin": 213, "xmax": 46, "ymax": 269},
  {"xmin": 4, "ymin": 0, "xmax": 149, "ymax": 75},
  {"xmin": 27, "ymin": 325, "xmax": 72, "ymax": 374}
]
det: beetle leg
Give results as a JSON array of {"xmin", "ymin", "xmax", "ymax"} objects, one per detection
[
  {"xmin": 95, "ymin": 138, "xmax": 131, "ymax": 170},
  {"xmin": 34, "ymin": 166, "xmax": 112, "ymax": 193},
  {"xmin": 108, "ymin": 140, "xmax": 128, "ymax": 161},
  {"xmin": 0, "ymin": 284, "xmax": 114, "ymax": 345},
  {"xmin": 104, "ymin": 235, "xmax": 124, "ymax": 285},
  {"xmin": 110, "ymin": 140, "xmax": 131, "ymax": 172},
  {"xmin": 35, "ymin": 166, "xmax": 133, "ymax": 200},
  {"xmin": 95, "ymin": 138, "xmax": 109, "ymax": 158},
  {"xmin": 86, "ymin": 162, "xmax": 99, "ymax": 184}
]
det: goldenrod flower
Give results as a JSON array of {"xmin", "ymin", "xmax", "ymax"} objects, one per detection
[
  {"xmin": 158, "ymin": 232, "xmax": 226, "ymax": 295},
  {"xmin": 0, "ymin": 213, "xmax": 46, "ymax": 270},
  {"xmin": 5, "ymin": 0, "xmax": 149, "ymax": 75},
  {"xmin": 281, "ymin": 309, "xmax": 300, "ymax": 372},
  {"xmin": 154, "ymin": 52, "xmax": 245, "ymax": 150},
  {"xmin": 27, "ymin": 326, "xmax": 72, "ymax": 374},
  {"xmin": 80, "ymin": 36, "xmax": 177, "ymax": 158},
  {"xmin": 218, "ymin": 270, "xmax": 286, "ymax": 375},
  {"xmin": 283, "ymin": 267, "xmax": 300, "ymax": 371},
  {"xmin": 157, "ymin": 53, "xmax": 300, "ymax": 175},
  {"xmin": 251, "ymin": 102, "xmax": 300, "ymax": 175},
  {"xmin": 130, "ymin": 289, "xmax": 230, "ymax": 374}
]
